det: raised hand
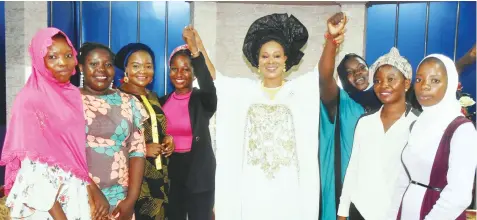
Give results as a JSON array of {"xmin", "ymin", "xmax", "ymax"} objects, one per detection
[
  {"xmin": 192, "ymin": 28, "xmax": 204, "ymax": 49},
  {"xmin": 327, "ymin": 12, "xmax": 347, "ymax": 37},
  {"xmin": 183, "ymin": 25, "xmax": 199, "ymax": 55}
]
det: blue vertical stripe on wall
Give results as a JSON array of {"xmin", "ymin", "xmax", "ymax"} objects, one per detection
[
  {"xmin": 139, "ymin": 1, "xmax": 167, "ymax": 95},
  {"xmin": 111, "ymin": 2, "xmax": 139, "ymax": 89},
  {"xmin": 365, "ymin": 3, "xmax": 397, "ymax": 65},
  {"xmin": 49, "ymin": 1, "xmax": 81, "ymax": 86},
  {"xmin": 50, "ymin": 2, "xmax": 77, "ymax": 47},
  {"xmin": 456, "ymin": 1, "xmax": 476, "ymax": 120},
  {"xmin": 426, "ymin": 2, "xmax": 458, "ymax": 58},
  {"xmin": 0, "ymin": 0, "xmax": 6, "ymax": 125},
  {"xmin": 0, "ymin": 0, "xmax": 6, "ymax": 184},
  {"xmin": 81, "ymin": 1, "xmax": 110, "ymax": 46},
  {"xmin": 396, "ymin": 2, "xmax": 427, "ymax": 77},
  {"xmin": 111, "ymin": 1, "xmax": 138, "ymax": 52},
  {"xmin": 166, "ymin": 1, "xmax": 190, "ymax": 95}
]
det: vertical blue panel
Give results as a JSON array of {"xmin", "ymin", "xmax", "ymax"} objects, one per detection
[
  {"xmin": 81, "ymin": 1, "xmax": 109, "ymax": 46},
  {"xmin": 426, "ymin": 2, "xmax": 457, "ymax": 57},
  {"xmin": 0, "ymin": 0, "xmax": 6, "ymax": 125},
  {"xmin": 166, "ymin": 1, "xmax": 190, "ymax": 95},
  {"xmin": 396, "ymin": 2, "xmax": 426, "ymax": 79},
  {"xmin": 0, "ymin": 0, "xmax": 6, "ymax": 184},
  {"xmin": 51, "ymin": 2, "xmax": 77, "ymax": 47},
  {"xmin": 139, "ymin": 1, "xmax": 166, "ymax": 95},
  {"xmin": 456, "ymin": 1, "xmax": 476, "ymax": 121},
  {"xmin": 51, "ymin": 1, "xmax": 80, "ymax": 85},
  {"xmin": 47, "ymin": 1, "xmax": 51, "ymax": 27},
  {"xmin": 111, "ymin": 2, "xmax": 138, "ymax": 87},
  {"xmin": 365, "ymin": 3, "xmax": 397, "ymax": 65},
  {"xmin": 111, "ymin": 1, "xmax": 138, "ymax": 52}
]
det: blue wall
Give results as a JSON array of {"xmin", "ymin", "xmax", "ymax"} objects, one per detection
[
  {"xmin": 48, "ymin": 1, "xmax": 190, "ymax": 96},
  {"xmin": 366, "ymin": 1, "xmax": 476, "ymax": 121}
]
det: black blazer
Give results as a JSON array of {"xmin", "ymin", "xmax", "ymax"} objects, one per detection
[{"xmin": 159, "ymin": 53, "xmax": 217, "ymax": 193}]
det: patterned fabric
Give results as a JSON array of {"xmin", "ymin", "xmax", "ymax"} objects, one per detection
[
  {"xmin": 130, "ymin": 91, "xmax": 170, "ymax": 220},
  {"xmin": 368, "ymin": 47, "xmax": 412, "ymax": 79},
  {"xmin": 5, "ymin": 158, "xmax": 90, "ymax": 219},
  {"xmin": 83, "ymin": 90, "xmax": 148, "ymax": 212}
]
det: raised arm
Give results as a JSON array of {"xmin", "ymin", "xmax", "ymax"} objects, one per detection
[
  {"xmin": 185, "ymin": 26, "xmax": 217, "ymax": 115},
  {"xmin": 455, "ymin": 44, "xmax": 476, "ymax": 75},
  {"xmin": 319, "ymin": 12, "xmax": 347, "ymax": 121},
  {"xmin": 193, "ymin": 28, "xmax": 217, "ymax": 80}
]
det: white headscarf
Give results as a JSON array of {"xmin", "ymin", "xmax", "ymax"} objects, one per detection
[{"xmin": 407, "ymin": 54, "xmax": 463, "ymax": 148}]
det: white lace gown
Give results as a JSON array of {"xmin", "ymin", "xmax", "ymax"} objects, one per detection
[
  {"xmin": 213, "ymin": 69, "xmax": 321, "ymax": 220},
  {"xmin": 5, "ymin": 158, "xmax": 91, "ymax": 219}
]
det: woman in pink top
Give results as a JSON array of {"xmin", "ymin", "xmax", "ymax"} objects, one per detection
[{"xmin": 160, "ymin": 26, "xmax": 217, "ymax": 220}]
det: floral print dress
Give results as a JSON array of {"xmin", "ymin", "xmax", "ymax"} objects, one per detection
[
  {"xmin": 82, "ymin": 90, "xmax": 148, "ymax": 213},
  {"xmin": 5, "ymin": 158, "xmax": 91, "ymax": 219}
]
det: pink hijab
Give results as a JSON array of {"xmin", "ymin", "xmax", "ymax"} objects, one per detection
[{"xmin": 0, "ymin": 28, "xmax": 90, "ymax": 194}]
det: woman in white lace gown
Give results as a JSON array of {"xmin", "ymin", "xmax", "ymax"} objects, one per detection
[{"xmin": 191, "ymin": 13, "xmax": 344, "ymax": 220}]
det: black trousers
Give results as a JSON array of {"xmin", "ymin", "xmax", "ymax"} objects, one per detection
[
  {"xmin": 167, "ymin": 152, "xmax": 214, "ymax": 220},
  {"xmin": 349, "ymin": 203, "xmax": 365, "ymax": 220}
]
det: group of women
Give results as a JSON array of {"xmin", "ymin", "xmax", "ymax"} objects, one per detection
[
  {"xmin": 0, "ymin": 10, "xmax": 476, "ymax": 220},
  {"xmin": 0, "ymin": 25, "xmax": 215, "ymax": 220}
]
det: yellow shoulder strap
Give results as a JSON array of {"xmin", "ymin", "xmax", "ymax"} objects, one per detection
[{"xmin": 140, "ymin": 95, "xmax": 162, "ymax": 170}]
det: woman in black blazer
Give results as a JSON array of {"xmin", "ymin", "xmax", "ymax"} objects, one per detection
[{"xmin": 159, "ymin": 25, "xmax": 217, "ymax": 220}]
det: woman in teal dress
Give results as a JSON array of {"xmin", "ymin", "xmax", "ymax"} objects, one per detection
[{"xmin": 318, "ymin": 13, "xmax": 381, "ymax": 220}]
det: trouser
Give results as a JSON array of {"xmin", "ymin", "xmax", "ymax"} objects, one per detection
[{"xmin": 167, "ymin": 152, "xmax": 214, "ymax": 220}]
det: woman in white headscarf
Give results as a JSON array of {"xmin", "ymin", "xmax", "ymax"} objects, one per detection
[{"xmin": 390, "ymin": 54, "xmax": 477, "ymax": 220}]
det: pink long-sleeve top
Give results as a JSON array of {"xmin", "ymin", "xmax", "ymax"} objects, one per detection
[{"xmin": 163, "ymin": 91, "xmax": 193, "ymax": 153}]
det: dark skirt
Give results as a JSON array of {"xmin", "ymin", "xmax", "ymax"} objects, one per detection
[{"xmin": 134, "ymin": 156, "xmax": 169, "ymax": 220}]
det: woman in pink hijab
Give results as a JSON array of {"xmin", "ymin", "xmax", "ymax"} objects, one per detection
[{"xmin": 0, "ymin": 28, "xmax": 106, "ymax": 219}]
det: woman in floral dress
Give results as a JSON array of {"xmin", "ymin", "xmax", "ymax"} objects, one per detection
[{"xmin": 78, "ymin": 42, "xmax": 149, "ymax": 219}]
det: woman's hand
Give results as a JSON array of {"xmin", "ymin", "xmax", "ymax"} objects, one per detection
[
  {"xmin": 193, "ymin": 28, "xmax": 204, "ymax": 49},
  {"xmin": 111, "ymin": 198, "xmax": 135, "ymax": 220},
  {"xmin": 327, "ymin": 12, "xmax": 347, "ymax": 37},
  {"xmin": 146, "ymin": 143, "xmax": 162, "ymax": 158},
  {"xmin": 161, "ymin": 135, "xmax": 175, "ymax": 157},
  {"xmin": 87, "ymin": 183, "xmax": 110, "ymax": 220},
  {"xmin": 183, "ymin": 25, "xmax": 199, "ymax": 56}
]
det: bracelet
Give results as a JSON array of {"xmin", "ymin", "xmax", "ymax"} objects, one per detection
[{"xmin": 324, "ymin": 32, "xmax": 340, "ymax": 45}]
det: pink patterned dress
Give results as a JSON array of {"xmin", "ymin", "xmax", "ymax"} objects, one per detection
[{"xmin": 82, "ymin": 90, "xmax": 148, "ymax": 214}]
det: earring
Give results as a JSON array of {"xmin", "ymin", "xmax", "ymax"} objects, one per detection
[
  {"xmin": 283, "ymin": 64, "xmax": 287, "ymax": 73},
  {"xmin": 123, "ymin": 72, "xmax": 129, "ymax": 83},
  {"xmin": 257, "ymin": 66, "xmax": 261, "ymax": 74},
  {"xmin": 80, "ymin": 72, "xmax": 84, "ymax": 87}
]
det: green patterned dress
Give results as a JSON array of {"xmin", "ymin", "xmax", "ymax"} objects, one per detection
[{"xmin": 129, "ymin": 90, "xmax": 170, "ymax": 220}]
